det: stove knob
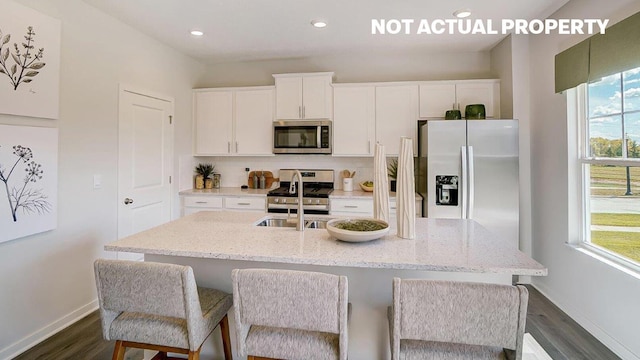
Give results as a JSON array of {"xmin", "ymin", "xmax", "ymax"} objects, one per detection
[
  {"xmin": 315, "ymin": 199, "xmax": 320, "ymax": 205},
  {"xmin": 274, "ymin": 198, "xmax": 279, "ymax": 203},
  {"xmin": 281, "ymin": 198, "xmax": 286, "ymax": 204},
  {"xmin": 306, "ymin": 199, "xmax": 312, "ymax": 204}
]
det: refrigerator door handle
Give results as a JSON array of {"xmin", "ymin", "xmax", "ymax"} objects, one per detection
[
  {"xmin": 461, "ymin": 146, "xmax": 468, "ymax": 219},
  {"xmin": 468, "ymin": 146, "xmax": 475, "ymax": 220}
]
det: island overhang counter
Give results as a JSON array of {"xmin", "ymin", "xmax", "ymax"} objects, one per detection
[{"xmin": 105, "ymin": 211, "xmax": 547, "ymax": 360}]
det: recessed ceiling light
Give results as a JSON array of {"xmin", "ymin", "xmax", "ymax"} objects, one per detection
[
  {"xmin": 190, "ymin": 30, "xmax": 204, "ymax": 36},
  {"xmin": 453, "ymin": 9, "xmax": 472, "ymax": 18},
  {"xmin": 311, "ymin": 20, "xmax": 327, "ymax": 28}
]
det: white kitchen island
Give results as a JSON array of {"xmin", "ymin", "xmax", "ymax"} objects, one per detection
[{"xmin": 105, "ymin": 211, "xmax": 547, "ymax": 360}]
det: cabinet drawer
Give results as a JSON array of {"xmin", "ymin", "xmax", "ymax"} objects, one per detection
[
  {"xmin": 183, "ymin": 196, "xmax": 223, "ymax": 208},
  {"xmin": 390, "ymin": 199, "xmax": 397, "ymax": 214},
  {"xmin": 224, "ymin": 197, "xmax": 266, "ymax": 211},
  {"xmin": 389, "ymin": 198, "xmax": 423, "ymax": 217},
  {"xmin": 330, "ymin": 199, "xmax": 373, "ymax": 214}
]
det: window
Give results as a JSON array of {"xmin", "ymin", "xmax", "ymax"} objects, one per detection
[{"xmin": 580, "ymin": 66, "xmax": 640, "ymax": 265}]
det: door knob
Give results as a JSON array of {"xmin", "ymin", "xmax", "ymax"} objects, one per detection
[{"xmin": 124, "ymin": 198, "xmax": 134, "ymax": 205}]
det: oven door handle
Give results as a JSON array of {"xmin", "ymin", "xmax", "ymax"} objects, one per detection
[{"xmin": 317, "ymin": 126, "xmax": 322, "ymax": 149}]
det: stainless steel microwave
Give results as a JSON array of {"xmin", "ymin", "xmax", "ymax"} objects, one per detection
[{"xmin": 273, "ymin": 120, "xmax": 332, "ymax": 154}]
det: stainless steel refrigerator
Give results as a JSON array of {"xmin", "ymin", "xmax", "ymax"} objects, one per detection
[{"xmin": 417, "ymin": 119, "xmax": 519, "ymax": 248}]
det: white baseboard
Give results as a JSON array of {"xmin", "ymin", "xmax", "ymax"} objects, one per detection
[
  {"xmin": 531, "ymin": 283, "xmax": 640, "ymax": 360},
  {"xmin": 0, "ymin": 299, "xmax": 98, "ymax": 360}
]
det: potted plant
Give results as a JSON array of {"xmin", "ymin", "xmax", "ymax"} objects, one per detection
[
  {"xmin": 387, "ymin": 158, "xmax": 398, "ymax": 192},
  {"xmin": 194, "ymin": 163, "xmax": 215, "ymax": 189}
]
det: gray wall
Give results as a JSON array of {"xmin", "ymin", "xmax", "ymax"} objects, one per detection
[{"xmin": 197, "ymin": 50, "xmax": 492, "ymax": 88}]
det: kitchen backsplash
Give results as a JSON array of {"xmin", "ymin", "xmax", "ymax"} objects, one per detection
[{"xmin": 183, "ymin": 156, "xmax": 380, "ymax": 190}]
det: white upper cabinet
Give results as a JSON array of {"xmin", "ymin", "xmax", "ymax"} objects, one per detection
[
  {"xmin": 194, "ymin": 87, "xmax": 274, "ymax": 156},
  {"xmin": 333, "ymin": 85, "xmax": 376, "ymax": 156},
  {"xmin": 274, "ymin": 77, "xmax": 303, "ymax": 119},
  {"xmin": 375, "ymin": 85, "xmax": 419, "ymax": 156},
  {"xmin": 194, "ymin": 91, "xmax": 233, "ymax": 155},
  {"xmin": 455, "ymin": 82, "xmax": 499, "ymax": 118},
  {"xmin": 418, "ymin": 83, "xmax": 456, "ymax": 118},
  {"xmin": 273, "ymin": 72, "xmax": 333, "ymax": 119},
  {"xmin": 234, "ymin": 89, "xmax": 274, "ymax": 155},
  {"xmin": 419, "ymin": 80, "xmax": 500, "ymax": 119}
]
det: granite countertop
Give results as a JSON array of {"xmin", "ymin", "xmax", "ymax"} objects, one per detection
[
  {"xmin": 180, "ymin": 188, "xmax": 272, "ymax": 197},
  {"xmin": 105, "ymin": 211, "xmax": 547, "ymax": 276},
  {"xmin": 330, "ymin": 189, "xmax": 423, "ymax": 200},
  {"xmin": 180, "ymin": 188, "xmax": 422, "ymax": 200}
]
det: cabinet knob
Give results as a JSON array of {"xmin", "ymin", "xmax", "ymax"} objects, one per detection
[{"xmin": 124, "ymin": 198, "xmax": 134, "ymax": 205}]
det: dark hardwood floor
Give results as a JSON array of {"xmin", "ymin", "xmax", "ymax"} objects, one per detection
[
  {"xmin": 524, "ymin": 286, "xmax": 620, "ymax": 360},
  {"xmin": 13, "ymin": 312, "xmax": 142, "ymax": 360},
  {"xmin": 14, "ymin": 285, "xmax": 618, "ymax": 360}
]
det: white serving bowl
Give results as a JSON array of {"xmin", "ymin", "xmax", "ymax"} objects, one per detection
[{"xmin": 326, "ymin": 218, "xmax": 390, "ymax": 242}]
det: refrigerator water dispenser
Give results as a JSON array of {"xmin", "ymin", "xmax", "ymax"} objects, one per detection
[{"xmin": 435, "ymin": 175, "xmax": 458, "ymax": 206}]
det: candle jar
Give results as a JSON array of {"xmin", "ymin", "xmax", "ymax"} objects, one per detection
[
  {"xmin": 194, "ymin": 175, "xmax": 204, "ymax": 189},
  {"xmin": 212, "ymin": 173, "xmax": 221, "ymax": 189}
]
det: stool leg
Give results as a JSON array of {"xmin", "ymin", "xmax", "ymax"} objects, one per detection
[
  {"xmin": 112, "ymin": 340, "xmax": 125, "ymax": 360},
  {"xmin": 219, "ymin": 314, "xmax": 233, "ymax": 360},
  {"xmin": 187, "ymin": 350, "xmax": 200, "ymax": 360}
]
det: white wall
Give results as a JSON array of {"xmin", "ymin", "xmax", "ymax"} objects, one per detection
[
  {"xmin": 529, "ymin": 1, "xmax": 640, "ymax": 359},
  {"xmin": 197, "ymin": 50, "xmax": 492, "ymax": 88},
  {"xmin": 0, "ymin": 0, "xmax": 204, "ymax": 358},
  {"xmin": 189, "ymin": 156, "xmax": 378, "ymax": 191},
  {"xmin": 490, "ymin": 36, "xmax": 513, "ymax": 119},
  {"xmin": 490, "ymin": 35, "xmax": 534, "ymax": 263}
]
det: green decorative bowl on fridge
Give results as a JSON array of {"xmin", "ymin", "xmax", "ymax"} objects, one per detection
[
  {"xmin": 444, "ymin": 109, "xmax": 462, "ymax": 120},
  {"xmin": 465, "ymin": 104, "xmax": 486, "ymax": 119}
]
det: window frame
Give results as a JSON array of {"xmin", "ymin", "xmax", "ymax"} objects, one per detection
[{"xmin": 574, "ymin": 72, "xmax": 640, "ymax": 272}]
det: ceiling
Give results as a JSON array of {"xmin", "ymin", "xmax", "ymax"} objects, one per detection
[{"xmin": 82, "ymin": 0, "xmax": 570, "ymax": 64}]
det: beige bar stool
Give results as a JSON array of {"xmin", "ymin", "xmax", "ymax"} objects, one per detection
[
  {"xmin": 94, "ymin": 259, "xmax": 233, "ymax": 360},
  {"xmin": 388, "ymin": 278, "xmax": 529, "ymax": 360},
  {"xmin": 232, "ymin": 268, "xmax": 349, "ymax": 360}
]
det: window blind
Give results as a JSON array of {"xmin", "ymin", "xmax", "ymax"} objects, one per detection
[
  {"xmin": 555, "ymin": 11, "xmax": 640, "ymax": 93},
  {"xmin": 554, "ymin": 38, "xmax": 590, "ymax": 93}
]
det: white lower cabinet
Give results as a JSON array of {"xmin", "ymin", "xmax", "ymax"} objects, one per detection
[
  {"xmin": 224, "ymin": 197, "xmax": 266, "ymax": 211},
  {"xmin": 330, "ymin": 198, "xmax": 374, "ymax": 217},
  {"xmin": 182, "ymin": 196, "xmax": 223, "ymax": 216},
  {"xmin": 181, "ymin": 195, "xmax": 265, "ymax": 216},
  {"xmin": 330, "ymin": 197, "xmax": 423, "ymax": 218},
  {"xmin": 389, "ymin": 198, "xmax": 423, "ymax": 218}
]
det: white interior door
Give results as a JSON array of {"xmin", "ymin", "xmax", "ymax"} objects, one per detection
[{"xmin": 118, "ymin": 88, "xmax": 173, "ymax": 260}]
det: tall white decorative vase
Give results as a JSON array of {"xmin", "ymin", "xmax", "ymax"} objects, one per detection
[
  {"xmin": 373, "ymin": 143, "xmax": 390, "ymax": 223},
  {"xmin": 396, "ymin": 137, "xmax": 416, "ymax": 239}
]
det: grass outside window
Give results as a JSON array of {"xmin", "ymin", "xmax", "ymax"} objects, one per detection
[{"xmin": 589, "ymin": 165, "xmax": 640, "ymax": 264}]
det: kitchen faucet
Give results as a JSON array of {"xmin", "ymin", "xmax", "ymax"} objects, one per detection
[{"xmin": 288, "ymin": 170, "xmax": 304, "ymax": 231}]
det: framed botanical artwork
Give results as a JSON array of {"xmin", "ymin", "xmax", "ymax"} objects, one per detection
[
  {"xmin": 0, "ymin": 0, "xmax": 61, "ymax": 119},
  {"xmin": 0, "ymin": 124, "xmax": 58, "ymax": 243}
]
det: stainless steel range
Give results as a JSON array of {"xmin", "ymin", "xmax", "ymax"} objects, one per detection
[{"xmin": 267, "ymin": 169, "xmax": 334, "ymax": 215}]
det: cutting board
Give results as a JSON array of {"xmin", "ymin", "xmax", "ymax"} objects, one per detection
[{"xmin": 248, "ymin": 171, "xmax": 278, "ymax": 189}]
